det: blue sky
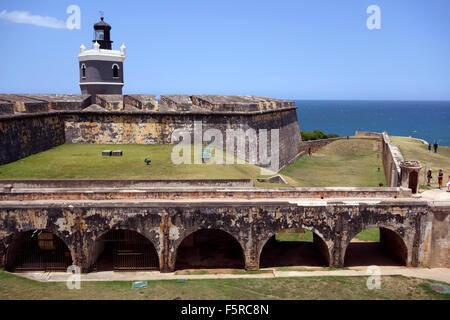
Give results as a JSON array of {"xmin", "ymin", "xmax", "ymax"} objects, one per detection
[{"xmin": 0, "ymin": 0, "xmax": 449, "ymax": 100}]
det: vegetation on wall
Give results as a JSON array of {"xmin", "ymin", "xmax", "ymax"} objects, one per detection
[{"xmin": 301, "ymin": 130, "xmax": 339, "ymax": 141}]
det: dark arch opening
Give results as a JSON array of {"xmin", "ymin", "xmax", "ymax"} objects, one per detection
[
  {"xmin": 260, "ymin": 229, "xmax": 330, "ymax": 268},
  {"xmin": 92, "ymin": 229, "xmax": 159, "ymax": 271},
  {"xmin": 175, "ymin": 229, "xmax": 244, "ymax": 270},
  {"xmin": 344, "ymin": 227, "xmax": 408, "ymax": 267},
  {"xmin": 81, "ymin": 64, "xmax": 86, "ymax": 78},
  {"xmin": 409, "ymin": 171, "xmax": 419, "ymax": 193},
  {"xmin": 6, "ymin": 230, "xmax": 72, "ymax": 272}
]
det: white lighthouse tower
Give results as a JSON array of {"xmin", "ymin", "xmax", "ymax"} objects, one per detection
[{"xmin": 78, "ymin": 16, "xmax": 126, "ymax": 95}]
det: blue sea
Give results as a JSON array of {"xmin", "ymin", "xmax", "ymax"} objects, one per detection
[{"xmin": 294, "ymin": 100, "xmax": 450, "ymax": 146}]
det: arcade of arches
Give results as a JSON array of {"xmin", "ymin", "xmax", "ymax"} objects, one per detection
[
  {"xmin": 0, "ymin": 201, "xmax": 447, "ymax": 273},
  {"xmin": 3, "ymin": 227, "xmax": 409, "ymax": 272}
]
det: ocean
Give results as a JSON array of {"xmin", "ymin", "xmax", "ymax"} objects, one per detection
[{"xmin": 294, "ymin": 100, "xmax": 450, "ymax": 146}]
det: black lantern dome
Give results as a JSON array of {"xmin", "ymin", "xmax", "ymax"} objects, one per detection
[{"xmin": 93, "ymin": 17, "xmax": 113, "ymax": 50}]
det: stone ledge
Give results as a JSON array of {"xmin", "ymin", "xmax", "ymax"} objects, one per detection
[
  {"xmin": 0, "ymin": 94, "xmax": 296, "ymax": 116},
  {"xmin": 0, "ymin": 186, "xmax": 414, "ymax": 201},
  {"xmin": 0, "ymin": 106, "xmax": 298, "ymax": 120},
  {"xmin": 0, "ymin": 179, "xmax": 255, "ymax": 189},
  {"xmin": 0, "ymin": 197, "xmax": 431, "ymax": 208}
]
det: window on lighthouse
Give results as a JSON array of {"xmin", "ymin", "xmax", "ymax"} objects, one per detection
[
  {"xmin": 81, "ymin": 64, "xmax": 86, "ymax": 79},
  {"xmin": 112, "ymin": 65, "xmax": 119, "ymax": 78},
  {"xmin": 95, "ymin": 30, "xmax": 104, "ymax": 40}
]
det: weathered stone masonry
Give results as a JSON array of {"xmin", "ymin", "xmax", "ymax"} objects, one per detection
[
  {"xmin": 0, "ymin": 198, "xmax": 447, "ymax": 272},
  {"xmin": 0, "ymin": 94, "xmax": 301, "ymax": 170},
  {"xmin": 0, "ymin": 113, "xmax": 65, "ymax": 165}
]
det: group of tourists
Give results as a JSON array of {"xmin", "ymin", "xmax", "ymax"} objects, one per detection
[
  {"xmin": 427, "ymin": 169, "xmax": 450, "ymax": 191},
  {"xmin": 425, "ymin": 140, "xmax": 449, "ymax": 191},
  {"xmin": 428, "ymin": 142, "xmax": 439, "ymax": 153}
]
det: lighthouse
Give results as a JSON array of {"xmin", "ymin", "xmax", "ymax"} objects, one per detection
[{"xmin": 78, "ymin": 16, "xmax": 126, "ymax": 95}]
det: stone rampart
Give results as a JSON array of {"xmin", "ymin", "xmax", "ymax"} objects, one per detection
[
  {"xmin": 0, "ymin": 113, "xmax": 65, "ymax": 165},
  {"xmin": 0, "ymin": 94, "xmax": 302, "ymax": 170},
  {"xmin": 381, "ymin": 132, "xmax": 404, "ymax": 187},
  {"xmin": 355, "ymin": 131, "xmax": 405, "ymax": 188}
]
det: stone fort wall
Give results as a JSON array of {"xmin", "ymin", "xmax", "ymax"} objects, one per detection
[
  {"xmin": 355, "ymin": 131, "xmax": 404, "ymax": 188},
  {"xmin": 0, "ymin": 94, "xmax": 302, "ymax": 170},
  {"xmin": 0, "ymin": 113, "xmax": 65, "ymax": 165},
  {"xmin": 0, "ymin": 194, "xmax": 447, "ymax": 271}
]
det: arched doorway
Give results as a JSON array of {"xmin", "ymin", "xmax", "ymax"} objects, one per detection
[
  {"xmin": 6, "ymin": 230, "xmax": 72, "ymax": 272},
  {"xmin": 260, "ymin": 229, "xmax": 330, "ymax": 268},
  {"xmin": 92, "ymin": 229, "xmax": 159, "ymax": 271},
  {"xmin": 344, "ymin": 227, "xmax": 408, "ymax": 267},
  {"xmin": 409, "ymin": 171, "xmax": 419, "ymax": 193},
  {"xmin": 175, "ymin": 229, "xmax": 244, "ymax": 270}
]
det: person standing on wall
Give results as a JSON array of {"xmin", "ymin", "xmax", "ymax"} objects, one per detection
[
  {"xmin": 428, "ymin": 144, "xmax": 432, "ymax": 152},
  {"xmin": 433, "ymin": 141, "xmax": 438, "ymax": 153},
  {"xmin": 438, "ymin": 169, "xmax": 444, "ymax": 189}
]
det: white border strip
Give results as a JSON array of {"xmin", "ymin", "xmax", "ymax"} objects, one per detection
[
  {"xmin": 78, "ymin": 55, "xmax": 125, "ymax": 62},
  {"xmin": 79, "ymin": 82, "xmax": 124, "ymax": 86}
]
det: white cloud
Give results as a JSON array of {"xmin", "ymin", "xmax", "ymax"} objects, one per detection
[{"xmin": 0, "ymin": 9, "xmax": 66, "ymax": 29}]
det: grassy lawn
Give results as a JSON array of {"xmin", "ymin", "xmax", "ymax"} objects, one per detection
[
  {"xmin": 353, "ymin": 228, "xmax": 380, "ymax": 242},
  {"xmin": 3, "ymin": 137, "xmax": 439, "ymax": 191},
  {"xmin": 0, "ymin": 270, "xmax": 447, "ymax": 300},
  {"xmin": 390, "ymin": 137, "xmax": 450, "ymax": 190},
  {"xmin": 281, "ymin": 137, "xmax": 386, "ymax": 187},
  {"xmin": 0, "ymin": 139, "xmax": 387, "ymax": 188},
  {"xmin": 275, "ymin": 228, "xmax": 379, "ymax": 243},
  {"xmin": 275, "ymin": 230, "xmax": 313, "ymax": 242},
  {"xmin": 0, "ymin": 143, "xmax": 265, "ymax": 180}
]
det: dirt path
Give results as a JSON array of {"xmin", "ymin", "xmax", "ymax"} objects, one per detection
[
  {"xmin": 15, "ymin": 267, "xmax": 450, "ymax": 284},
  {"xmin": 420, "ymin": 189, "xmax": 450, "ymax": 201}
]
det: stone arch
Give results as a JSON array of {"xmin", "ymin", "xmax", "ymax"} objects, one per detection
[
  {"xmin": 258, "ymin": 225, "xmax": 332, "ymax": 268},
  {"xmin": 174, "ymin": 228, "xmax": 245, "ymax": 270},
  {"xmin": 89, "ymin": 227, "xmax": 160, "ymax": 271},
  {"xmin": 83, "ymin": 211, "xmax": 163, "ymax": 271},
  {"xmin": 342, "ymin": 224, "xmax": 409, "ymax": 267},
  {"xmin": 5, "ymin": 229, "xmax": 74, "ymax": 272}
]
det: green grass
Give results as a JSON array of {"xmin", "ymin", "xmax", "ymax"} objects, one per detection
[
  {"xmin": 230, "ymin": 270, "xmax": 272, "ymax": 275},
  {"xmin": 354, "ymin": 228, "xmax": 380, "ymax": 242},
  {"xmin": 281, "ymin": 137, "xmax": 386, "ymax": 187},
  {"xmin": 274, "ymin": 228, "xmax": 379, "ymax": 243},
  {"xmin": 275, "ymin": 267, "xmax": 323, "ymax": 272},
  {"xmin": 0, "ymin": 137, "xmax": 388, "ymax": 188},
  {"xmin": 0, "ymin": 143, "xmax": 265, "ymax": 180},
  {"xmin": 275, "ymin": 230, "xmax": 313, "ymax": 242},
  {"xmin": 390, "ymin": 136, "xmax": 450, "ymax": 190},
  {"xmin": 0, "ymin": 270, "xmax": 447, "ymax": 300}
]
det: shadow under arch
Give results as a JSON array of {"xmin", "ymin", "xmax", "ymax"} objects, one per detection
[
  {"xmin": 92, "ymin": 229, "xmax": 159, "ymax": 271},
  {"xmin": 175, "ymin": 228, "xmax": 245, "ymax": 270},
  {"xmin": 259, "ymin": 227, "xmax": 331, "ymax": 268},
  {"xmin": 343, "ymin": 226, "xmax": 408, "ymax": 267},
  {"xmin": 5, "ymin": 230, "xmax": 73, "ymax": 272}
]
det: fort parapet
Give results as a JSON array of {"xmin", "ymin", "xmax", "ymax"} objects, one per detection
[{"xmin": 0, "ymin": 94, "xmax": 302, "ymax": 170}]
